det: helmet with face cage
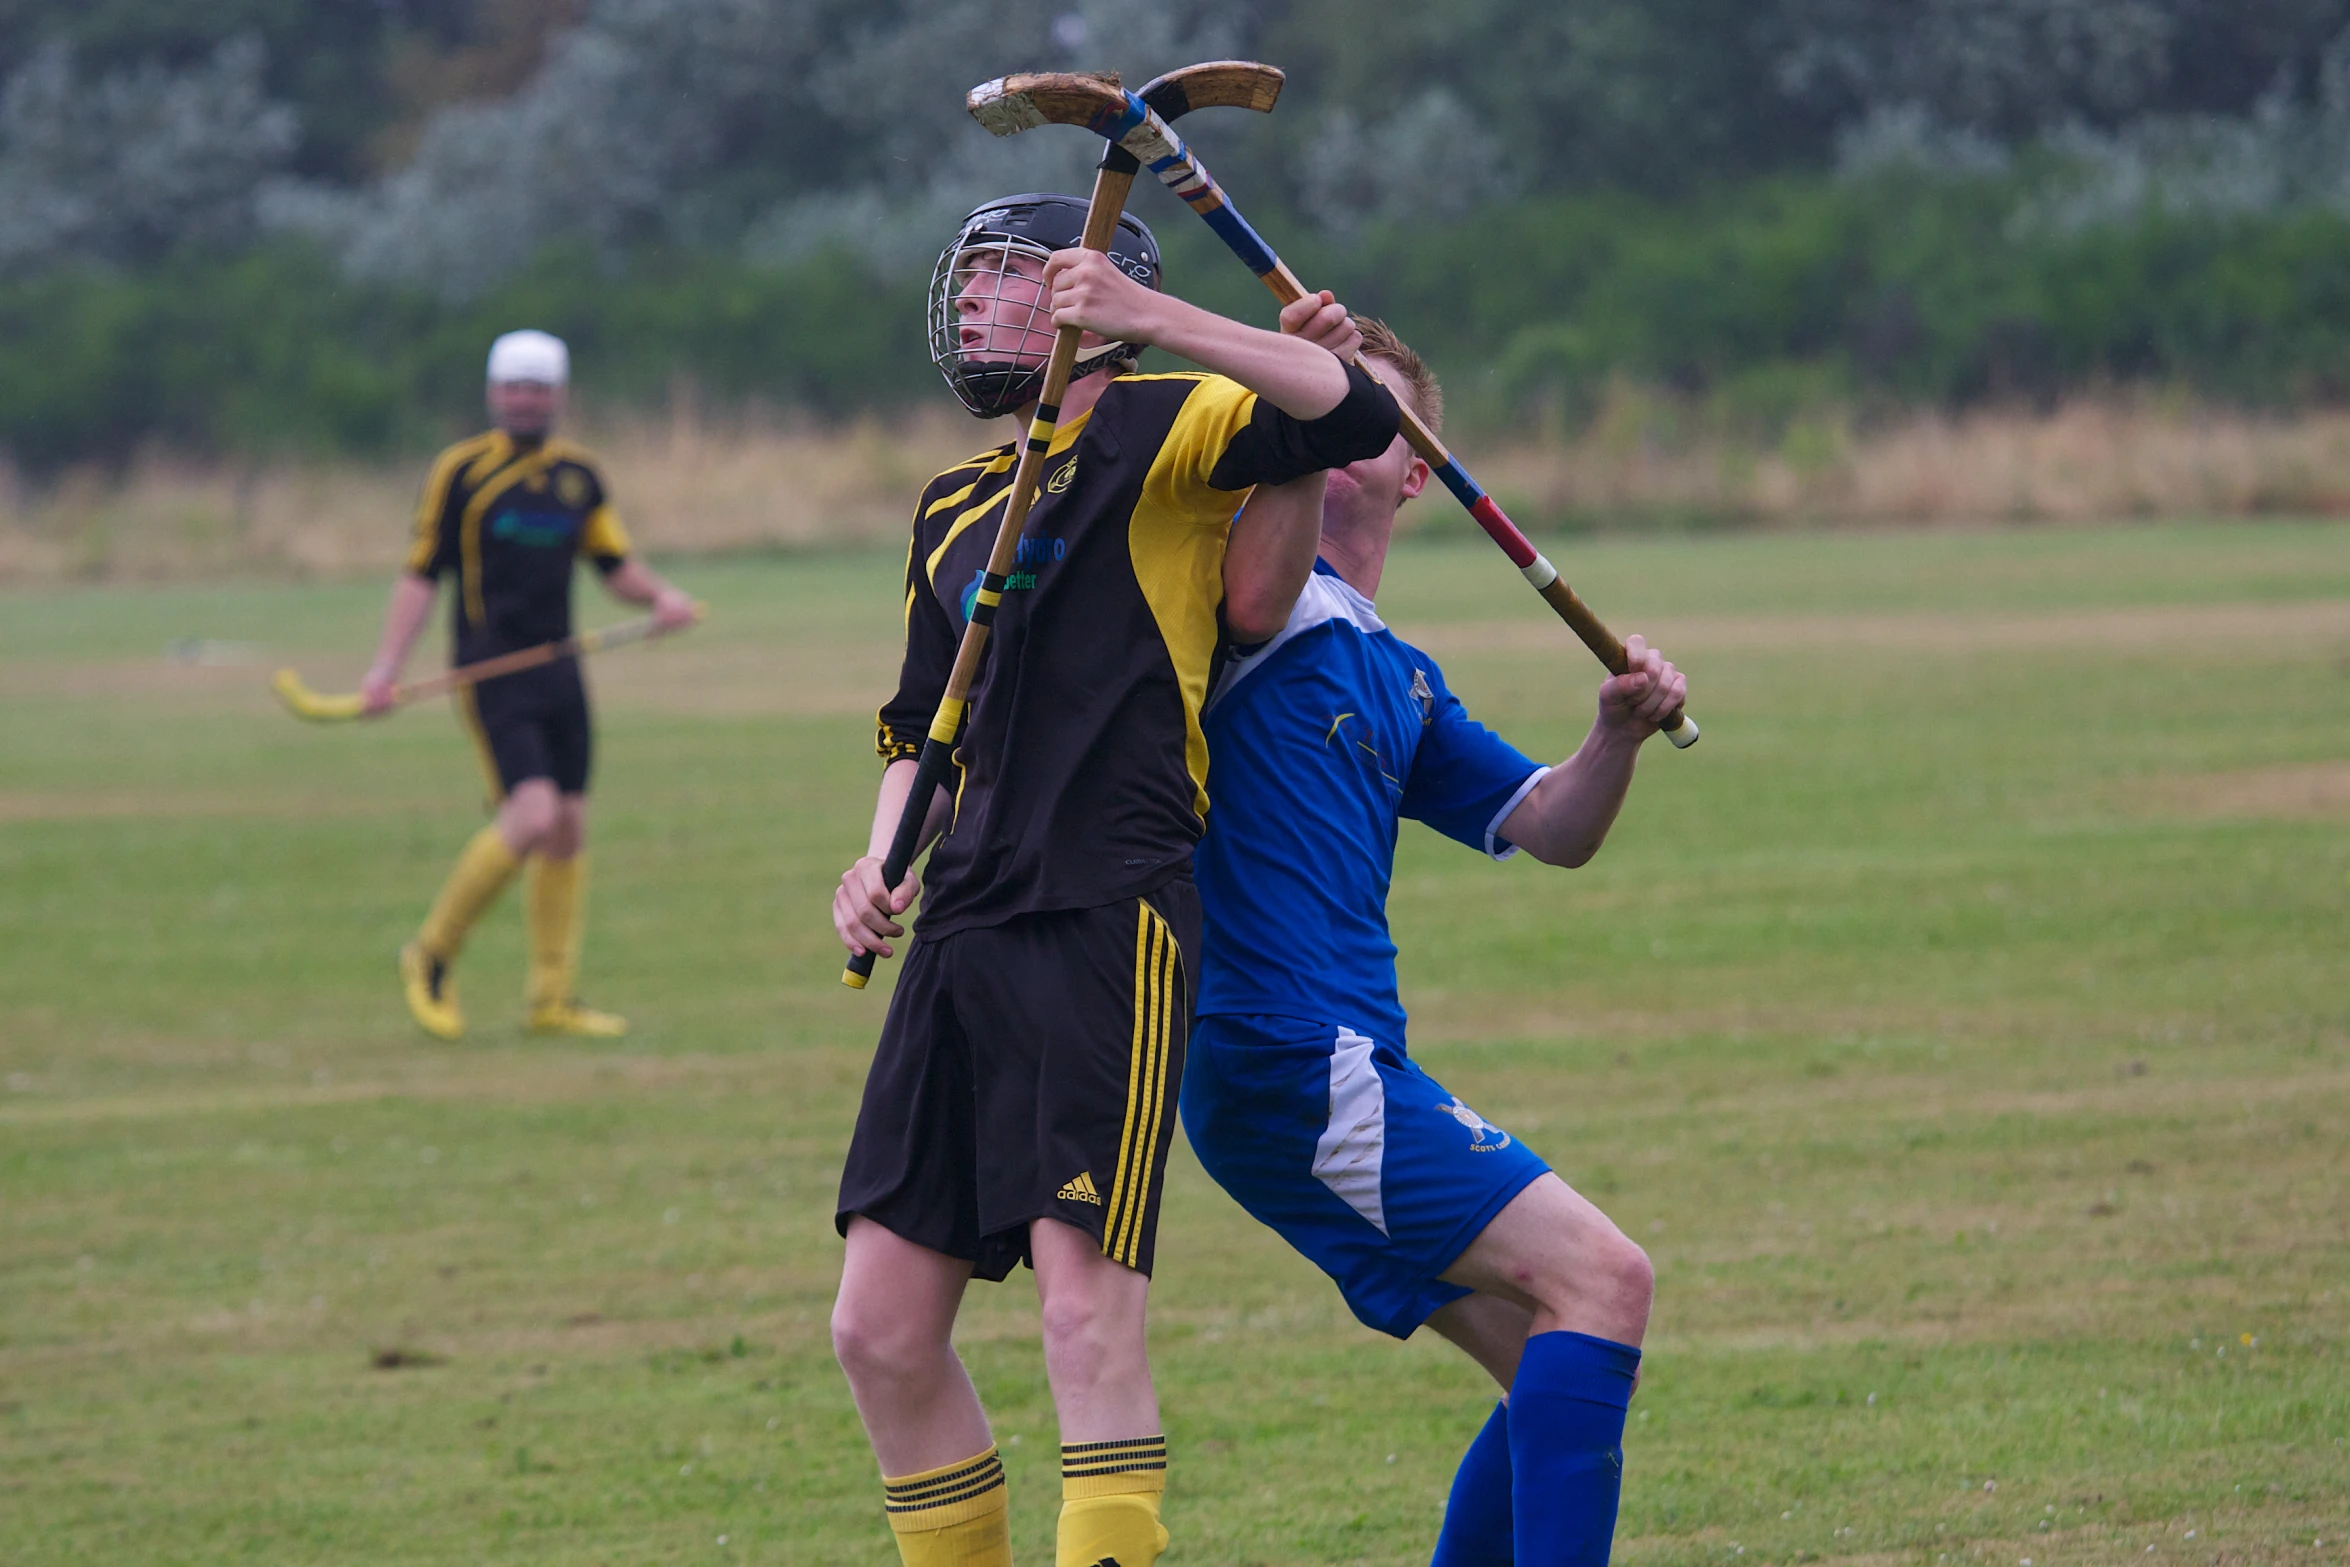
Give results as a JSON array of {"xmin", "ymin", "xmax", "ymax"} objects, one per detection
[{"xmin": 927, "ymin": 193, "xmax": 1161, "ymax": 420}]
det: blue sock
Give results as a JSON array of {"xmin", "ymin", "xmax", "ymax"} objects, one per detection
[
  {"xmin": 1430, "ymin": 1400, "xmax": 1512, "ymax": 1567},
  {"xmin": 1507, "ymin": 1331, "xmax": 1641, "ymax": 1567}
]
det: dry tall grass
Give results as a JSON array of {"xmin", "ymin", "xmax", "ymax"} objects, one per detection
[
  {"xmin": 8, "ymin": 392, "xmax": 2350, "ymax": 582},
  {"xmin": 0, "ymin": 406, "xmax": 1000, "ymax": 583},
  {"xmin": 1473, "ymin": 387, "xmax": 2350, "ymax": 529}
]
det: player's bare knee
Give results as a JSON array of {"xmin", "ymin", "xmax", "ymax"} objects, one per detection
[
  {"xmin": 1515, "ymin": 1213, "xmax": 1652, "ymax": 1324},
  {"xmin": 501, "ymin": 785, "xmax": 559, "ymax": 853},
  {"xmin": 1037, "ymin": 1280, "xmax": 1137, "ymax": 1383},
  {"xmin": 830, "ymin": 1296, "xmax": 934, "ymax": 1385},
  {"xmin": 1037, "ymin": 1285, "xmax": 1106, "ymax": 1356},
  {"xmin": 1606, "ymin": 1232, "xmax": 1656, "ymax": 1315},
  {"xmin": 543, "ymin": 805, "xmax": 585, "ymax": 859}
]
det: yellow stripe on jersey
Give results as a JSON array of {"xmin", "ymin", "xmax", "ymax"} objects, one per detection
[
  {"xmin": 1127, "ymin": 372, "xmax": 1260, "ymax": 508},
  {"xmin": 407, "ymin": 432, "xmax": 501, "ymax": 574},
  {"xmin": 920, "ymin": 422, "xmax": 1080, "ymax": 588},
  {"xmin": 458, "ymin": 445, "xmax": 563, "ymax": 631},
  {"xmin": 921, "ymin": 449, "xmax": 1016, "ymax": 522},
  {"xmin": 878, "ymin": 464, "xmax": 978, "ymax": 763},
  {"xmin": 1129, "ymin": 376, "xmax": 1257, "ymax": 819},
  {"xmin": 925, "ymin": 476, "xmax": 1014, "ymax": 585},
  {"xmin": 578, "ymin": 503, "xmax": 631, "ymax": 560},
  {"xmin": 462, "ymin": 436, "xmax": 513, "ymax": 488}
]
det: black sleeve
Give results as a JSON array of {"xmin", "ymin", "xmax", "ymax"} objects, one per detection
[
  {"xmin": 574, "ymin": 466, "xmax": 634, "ymax": 576},
  {"xmin": 406, "ymin": 452, "xmax": 466, "ymax": 578},
  {"xmin": 1206, "ymin": 362, "xmax": 1401, "ymax": 491},
  {"xmin": 874, "ymin": 509, "xmax": 956, "ymax": 765}
]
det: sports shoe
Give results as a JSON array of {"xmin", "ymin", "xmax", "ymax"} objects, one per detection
[
  {"xmin": 399, "ymin": 941, "xmax": 464, "ymax": 1040},
  {"xmin": 528, "ymin": 1000, "xmax": 627, "ymax": 1038}
]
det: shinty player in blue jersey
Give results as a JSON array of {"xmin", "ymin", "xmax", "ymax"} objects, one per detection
[{"xmin": 1182, "ymin": 319, "xmax": 1687, "ymax": 1567}]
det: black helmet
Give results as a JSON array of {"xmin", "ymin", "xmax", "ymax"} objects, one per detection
[{"xmin": 927, "ymin": 193, "xmax": 1162, "ymax": 420}]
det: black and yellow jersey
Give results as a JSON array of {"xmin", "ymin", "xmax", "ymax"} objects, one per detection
[
  {"xmin": 877, "ymin": 363, "xmax": 1398, "ymax": 937},
  {"xmin": 406, "ymin": 430, "xmax": 633, "ymax": 660}
]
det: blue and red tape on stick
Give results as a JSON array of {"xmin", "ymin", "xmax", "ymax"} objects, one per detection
[{"xmin": 979, "ymin": 78, "xmax": 1696, "ymax": 748}]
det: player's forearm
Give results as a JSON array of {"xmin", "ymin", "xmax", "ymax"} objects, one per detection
[
  {"xmin": 868, "ymin": 758, "xmax": 952, "ymax": 863},
  {"xmin": 1138, "ymin": 296, "xmax": 1351, "ymax": 419},
  {"xmin": 1222, "ymin": 474, "xmax": 1324, "ymax": 643},
  {"xmin": 602, "ymin": 557, "xmax": 664, "ymax": 605},
  {"xmin": 367, "ymin": 574, "xmax": 438, "ymax": 682},
  {"xmin": 1503, "ymin": 725, "xmax": 1643, "ymax": 868}
]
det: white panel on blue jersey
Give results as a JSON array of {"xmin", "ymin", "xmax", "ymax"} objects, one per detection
[{"xmin": 1312, "ymin": 1026, "xmax": 1389, "ymax": 1235}]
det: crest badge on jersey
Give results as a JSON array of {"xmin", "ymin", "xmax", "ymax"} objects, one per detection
[
  {"xmin": 555, "ymin": 467, "xmax": 592, "ymax": 509},
  {"xmin": 1437, "ymin": 1095, "xmax": 1512, "ymax": 1151},
  {"xmin": 1410, "ymin": 667, "xmax": 1436, "ymax": 725},
  {"xmin": 1045, "ymin": 457, "xmax": 1078, "ymax": 494}
]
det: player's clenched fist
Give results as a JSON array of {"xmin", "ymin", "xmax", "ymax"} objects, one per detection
[
  {"xmin": 833, "ymin": 854, "xmax": 915, "ymax": 961},
  {"xmin": 1596, "ymin": 634, "xmax": 1687, "ymax": 739},
  {"xmin": 1277, "ymin": 289, "xmax": 1360, "ymax": 362},
  {"xmin": 1043, "ymin": 248, "xmax": 1165, "ymax": 344}
]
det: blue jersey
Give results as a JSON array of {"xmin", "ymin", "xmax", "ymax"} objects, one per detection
[{"xmin": 1195, "ymin": 562, "xmax": 1545, "ymax": 1042}]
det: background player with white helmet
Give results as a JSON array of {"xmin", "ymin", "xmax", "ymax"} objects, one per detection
[{"xmin": 363, "ymin": 329, "xmax": 696, "ymax": 1041}]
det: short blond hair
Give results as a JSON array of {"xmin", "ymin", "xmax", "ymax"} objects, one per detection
[{"xmin": 1355, "ymin": 317, "xmax": 1441, "ymax": 434}]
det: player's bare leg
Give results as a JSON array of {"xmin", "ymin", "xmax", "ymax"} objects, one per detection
[
  {"xmin": 1032, "ymin": 1217, "xmax": 1168, "ymax": 1567},
  {"xmin": 832, "ymin": 1218, "xmax": 1009, "ymax": 1567},
  {"xmin": 1418, "ymin": 1175, "xmax": 1653, "ymax": 1567},
  {"xmin": 833, "ymin": 1218, "xmax": 993, "ymax": 1469},
  {"xmin": 498, "ymin": 776, "xmax": 562, "ymax": 856},
  {"xmin": 1439, "ymin": 1174, "xmax": 1653, "ymax": 1347},
  {"xmin": 1424, "ymin": 1289, "xmax": 1535, "ymax": 1390},
  {"xmin": 1032, "ymin": 1217, "xmax": 1159, "ymax": 1437}
]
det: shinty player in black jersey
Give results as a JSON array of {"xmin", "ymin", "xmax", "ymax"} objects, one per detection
[
  {"xmin": 361, "ymin": 330, "xmax": 695, "ymax": 1041},
  {"xmin": 827, "ymin": 195, "xmax": 1396, "ymax": 1567}
]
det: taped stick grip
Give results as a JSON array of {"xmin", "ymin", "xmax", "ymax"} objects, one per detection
[{"xmin": 841, "ymin": 737, "xmax": 956, "ymax": 989}]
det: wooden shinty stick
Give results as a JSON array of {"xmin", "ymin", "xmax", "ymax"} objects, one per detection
[
  {"xmin": 968, "ymin": 70, "xmax": 1698, "ymax": 747},
  {"xmin": 272, "ymin": 607, "xmax": 702, "ymax": 723}
]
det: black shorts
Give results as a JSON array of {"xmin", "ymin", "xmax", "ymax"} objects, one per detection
[
  {"xmin": 836, "ymin": 878, "xmax": 1199, "ymax": 1281},
  {"xmin": 455, "ymin": 660, "xmax": 592, "ymax": 797}
]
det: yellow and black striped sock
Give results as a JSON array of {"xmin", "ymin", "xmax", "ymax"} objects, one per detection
[
  {"xmin": 417, "ymin": 824, "xmax": 520, "ymax": 964},
  {"xmin": 1058, "ymin": 1436, "xmax": 1167, "ymax": 1567},
  {"xmin": 882, "ymin": 1446, "xmax": 1011, "ymax": 1567}
]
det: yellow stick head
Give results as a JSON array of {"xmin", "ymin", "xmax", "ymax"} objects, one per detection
[{"xmin": 272, "ymin": 668, "xmax": 365, "ymax": 723}]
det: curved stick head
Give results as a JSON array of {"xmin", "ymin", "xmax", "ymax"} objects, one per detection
[
  {"xmin": 969, "ymin": 71, "xmax": 1129, "ymax": 137},
  {"xmin": 1138, "ymin": 61, "xmax": 1283, "ymax": 119},
  {"xmin": 272, "ymin": 668, "xmax": 363, "ymax": 723}
]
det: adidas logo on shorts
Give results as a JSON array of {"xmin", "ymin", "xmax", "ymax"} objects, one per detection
[{"xmin": 1056, "ymin": 1170, "xmax": 1103, "ymax": 1205}]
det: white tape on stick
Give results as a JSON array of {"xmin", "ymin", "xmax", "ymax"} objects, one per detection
[{"xmin": 967, "ymin": 78, "xmax": 1049, "ymax": 134}]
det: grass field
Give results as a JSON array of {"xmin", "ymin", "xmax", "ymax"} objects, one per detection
[{"xmin": 4, "ymin": 524, "xmax": 2347, "ymax": 1565}]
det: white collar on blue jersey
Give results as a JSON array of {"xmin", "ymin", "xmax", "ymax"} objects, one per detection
[{"xmin": 1211, "ymin": 559, "xmax": 1387, "ymax": 709}]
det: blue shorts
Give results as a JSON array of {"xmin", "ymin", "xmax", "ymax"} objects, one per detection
[{"xmin": 1180, "ymin": 1014, "xmax": 1550, "ymax": 1339}]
